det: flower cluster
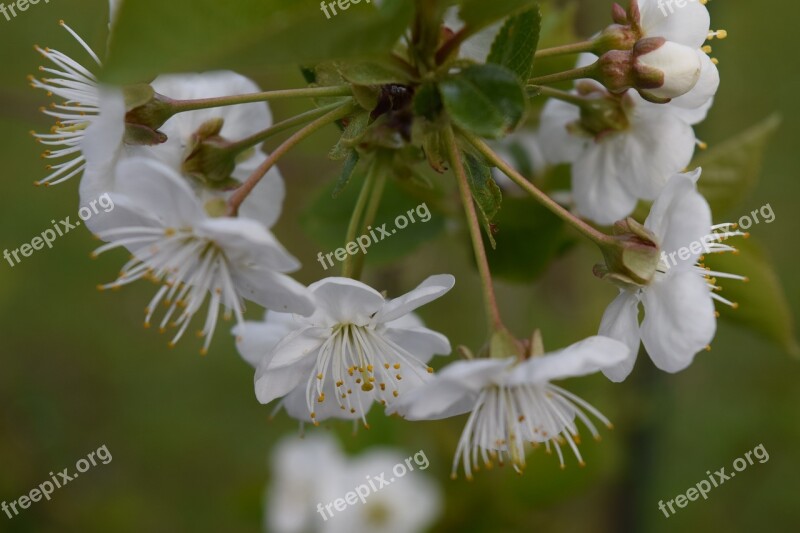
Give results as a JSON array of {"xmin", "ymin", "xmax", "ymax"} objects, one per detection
[{"xmin": 28, "ymin": 0, "xmax": 756, "ymax": 489}]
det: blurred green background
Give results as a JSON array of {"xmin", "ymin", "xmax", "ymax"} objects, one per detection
[{"xmin": 1, "ymin": 0, "xmax": 798, "ymax": 532}]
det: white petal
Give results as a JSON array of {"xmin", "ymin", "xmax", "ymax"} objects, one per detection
[
  {"xmin": 83, "ymin": 193, "xmax": 160, "ymax": 241},
  {"xmin": 644, "ymin": 171, "xmax": 711, "ymax": 268},
  {"xmin": 233, "ymin": 312, "xmax": 299, "ymax": 368},
  {"xmin": 537, "ymin": 98, "xmax": 586, "ymax": 165},
  {"xmin": 641, "ymin": 270, "xmax": 716, "ymax": 372},
  {"xmin": 667, "ymin": 51, "xmax": 720, "ymax": 122},
  {"xmin": 307, "ymin": 277, "xmax": 385, "ymax": 324},
  {"xmin": 636, "ymin": 41, "xmax": 702, "ymax": 100},
  {"xmin": 254, "ymin": 328, "xmax": 323, "ymax": 403},
  {"xmin": 639, "ymin": 0, "xmax": 711, "ymax": 49},
  {"xmin": 79, "ymin": 86, "xmax": 126, "ymax": 195},
  {"xmin": 389, "ymin": 358, "xmax": 512, "ymax": 420},
  {"xmin": 153, "ymin": 71, "xmax": 272, "ymax": 142},
  {"xmin": 383, "ymin": 327, "xmax": 451, "ymax": 363},
  {"xmin": 113, "ymin": 157, "xmax": 204, "ymax": 226},
  {"xmin": 392, "ymin": 379, "xmax": 477, "ymax": 420},
  {"xmin": 231, "ymin": 267, "xmax": 315, "ymax": 316},
  {"xmin": 376, "ymin": 274, "xmax": 455, "ymax": 323},
  {"xmin": 599, "ymin": 291, "xmax": 642, "ymax": 382},
  {"xmin": 255, "ymin": 356, "xmax": 315, "ymax": 405},
  {"xmin": 621, "ymin": 101, "xmax": 696, "ymax": 199},
  {"xmin": 197, "ymin": 217, "xmax": 300, "ymax": 272},
  {"xmin": 516, "ymin": 335, "xmax": 631, "ymax": 383},
  {"xmin": 572, "ymin": 141, "xmax": 641, "ymax": 225}
]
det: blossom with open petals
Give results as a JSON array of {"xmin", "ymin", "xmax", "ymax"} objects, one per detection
[
  {"xmin": 392, "ymin": 336, "xmax": 629, "ymax": 479},
  {"xmin": 250, "ymin": 276, "xmax": 454, "ymax": 425},
  {"xmin": 598, "ymin": 170, "xmax": 747, "ymax": 381},
  {"xmin": 30, "ymin": 21, "xmax": 122, "ymax": 186},
  {"xmin": 91, "ymin": 157, "xmax": 313, "ymax": 353}
]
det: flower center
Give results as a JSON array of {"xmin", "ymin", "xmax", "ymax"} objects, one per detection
[{"xmin": 307, "ymin": 323, "xmax": 433, "ymax": 426}]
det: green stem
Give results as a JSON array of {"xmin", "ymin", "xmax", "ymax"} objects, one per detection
[
  {"xmin": 534, "ymin": 40, "xmax": 597, "ymax": 59},
  {"xmin": 226, "ymin": 102, "xmax": 347, "ymax": 155},
  {"xmin": 528, "ymin": 64, "xmax": 597, "ymax": 86},
  {"xmin": 442, "ymin": 125, "xmax": 504, "ymax": 332},
  {"xmin": 528, "ymin": 85, "xmax": 588, "ymax": 107},
  {"xmin": 461, "ymin": 130, "xmax": 612, "ymax": 247},
  {"xmin": 227, "ymin": 102, "xmax": 357, "ymax": 216},
  {"xmin": 170, "ymin": 86, "xmax": 353, "ymax": 114},
  {"xmin": 351, "ymin": 168, "xmax": 387, "ymax": 280},
  {"xmin": 342, "ymin": 158, "xmax": 379, "ymax": 279},
  {"xmin": 435, "ymin": 27, "xmax": 471, "ymax": 66}
]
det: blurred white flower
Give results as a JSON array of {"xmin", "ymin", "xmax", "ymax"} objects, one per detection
[
  {"xmin": 599, "ymin": 170, "xmax": 747, "ymax": 381},
  {"xmin": 537, "ymin": 79, "xmax": 697, "ymax": 225},
  {"xmin": 81, "ymin": 71, "xmax": 285, "ymax": 230},
  {"xmin": 320, "ymin": 449, "xmax": 441, "ymax": 533},
  {"xmin": 391, "ymin": 336, "xmax": 629, "ymax": 479},
  {"xmin": 30, "ymin": 21, "xmax": 122, "ymax": 186},
  {"xmin": 248, "ymin": 276, "xmax": 454, "ymax": 425},
  {"xmin": 266, "ymin": 434, "xmax": 442, "ymax": 533},
  {"xmin": 266, "ymin": 435, "xmax": 345, "ymax": 533},
  {"xmin": 91, "ymin": 157, "xmax": 313, "ymax": 353}
]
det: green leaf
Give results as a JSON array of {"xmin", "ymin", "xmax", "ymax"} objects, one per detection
[
  {"xmin": 459, "ymin": 0, "xmax": 538, "ymax": 32},
  {"xmin": 487, "ymin": 8, "xmax": 542, "ymax": 81},
  {"xmin": 694, "ymin": 115, "xmax": 781, "ymax": 216},
  {"xmin": 413, "ymin": 82, "xmax": 443, "ymax": 121},
  {"xmin": 302, "ymin": 173, "xmax": 446, "ymax": 265},
  {"xmin": 335, "ymin": 60, "xmax": 410, "ymax": 86},
  {"xmin": 329, "ymin": 112, "xmax": 370, "ymax": 160},
  {"xmin": 439, "ymin": 64, "xmax": 526, "ymax": 138},
  {"xmin": 482, "ymin": 196, "xmax": 575, "ymax": 283},
  {"xmin": 463, "ymin": 152, "xmax": 502, "ymax": 248},
  {"xmin": 703, "ymin": 237, "xmax": 799, "ymax": 356},
  {"xmin": 332, "ymin": 151, "xmax": 360, "ymax": 198},
  {"xmin": 103, "ymin": 0, "xmax": 413, "ymax": 84}
]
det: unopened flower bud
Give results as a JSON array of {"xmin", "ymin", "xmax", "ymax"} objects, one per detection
[
  {"xmin": 122, "ymin": 84, "xmax": 173, "ymax": 146},
  {"xmin": 595, "ymin": 38, "xmax": 701, "ymax": 103},
  {"xmin": 633, "ymin": 38, "xmax": 702, "ymax": 101},
  {"xmin": 181, "ymin": 118, "xmax": 241, "ymax": 189}
]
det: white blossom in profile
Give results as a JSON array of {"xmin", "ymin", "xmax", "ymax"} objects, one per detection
[
  {"xmin": 392, "ymin": 336, "xmax": 629, "ymax": 479},
  {"xmin": 599, "ymin": 170, "xmax": 748, "ymax": 381},
  {"xmin": 91, "ymin": 157, "xmax": 313, "ymax": 353}
]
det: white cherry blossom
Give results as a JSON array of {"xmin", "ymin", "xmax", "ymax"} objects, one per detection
[
  {"xmin": 599, "ymin": 170, "xmax": 747, "ymax": 381},
  {"xmin": 391, "ymin": 336, "xmax": 629, "ymax": 479},
  {"xmin": 90, "ymin": 157, "xmax": 313, "ymax": 353},
  {"xmin": 250, "ymin": 276, "xmax": 454, "ymax": 425}
]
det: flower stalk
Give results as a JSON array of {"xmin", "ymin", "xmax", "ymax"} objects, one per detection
[
  {"xmin": 342, "ymin": 157, "xmax": 380, "ymax": 279},
  {"xmin": 442, "ymin": 125, "xmax": 505, "ymax": 334},
  {"xmin": 460, "ymin": 130, "xmax": 613, "ymax": 247},
  {"xmin": 227, "ymin": 101, "xmax": 358, "ymax": 216}
]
